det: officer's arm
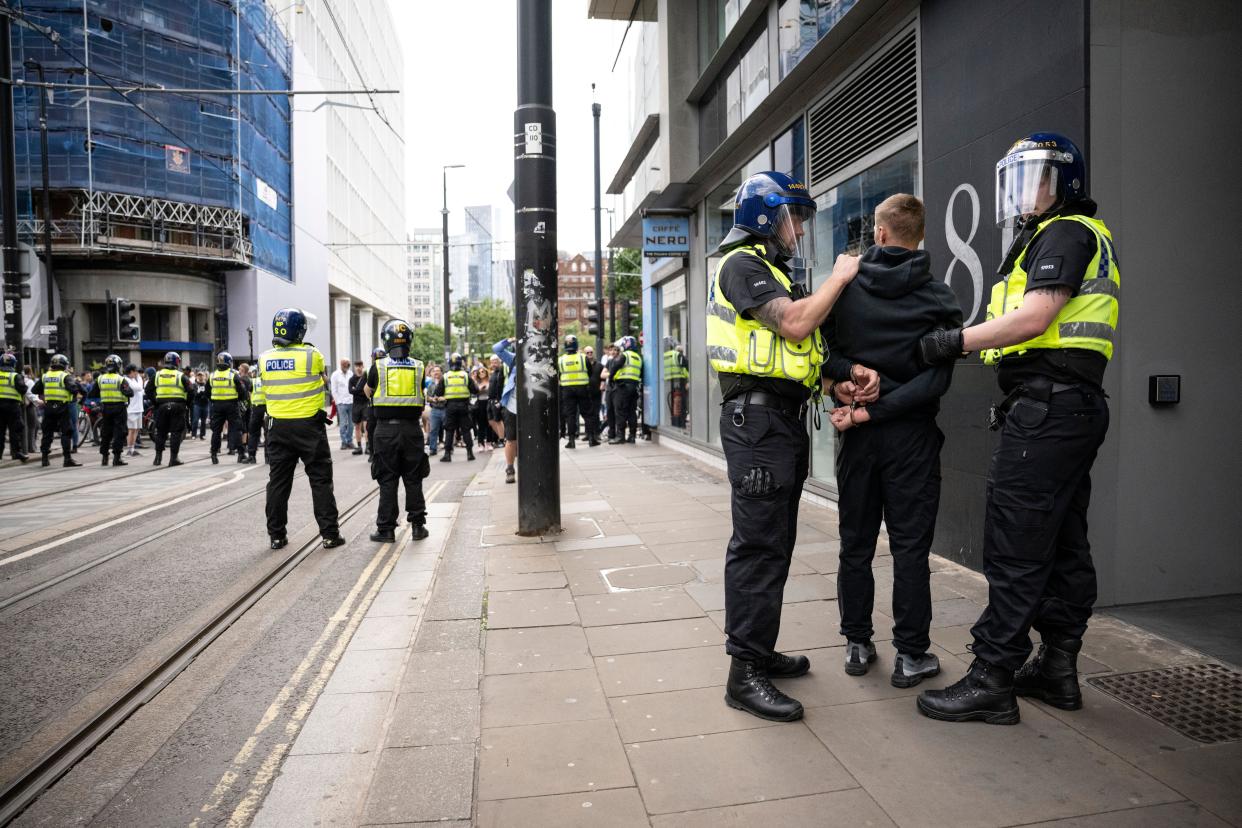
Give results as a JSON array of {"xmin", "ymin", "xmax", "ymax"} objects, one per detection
[
  {"xmin": 121, "ymin": 380, "xmax": 133, "ymax": 398},
  {"xmin": 820, "ymin": 310, "xmax": 854, "ymax": 383},
  {"xmin": 864, "ymin": 363, "xmax": 954, "ymax": 424},
  {"xmin": 962, "ymin": 286, "xmax": 1071, "ymax": 352},
  {"xmin": 751, "ymin": 254, "xmax": 860, "ymax": 341},
  {"xmin": 32, "ymin": 379, "xmax": 44, "ymax": 398}
]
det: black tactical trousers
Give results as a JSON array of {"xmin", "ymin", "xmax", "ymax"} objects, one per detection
[
  {"xmin": 720, "ymin": 404, "xmax": 809, "ymax": 661},
  {"xmin": 604, "ymin": 386, "xmax": 616, "ymax": 438},
  {"xmin": 836, "ymin": 417, "xmax": 942, "ymax": 655},
  {"xmin": 248, "ymin": 404, "xmax": 267, "ymax": 459},
  {"xmin": 266, "ymin": 416, "xmax": 339, "ymax": 539},
  {"xmin": 561, "ymin": 386, "xmax": 596, "ymax": 439},
  {"xmin": 971, "ymin": 387, "xmax": 1109, "ymax": 671},
  {"xmin": 210, "ymin": 400, "xmax": 242, "ymax": 455},
  {"xmin": 41, "ymin": 404, "xmax": 73, "ymax": 455},
  {"xmin": 0, "ymin": 400, "xmax": 25, "ymax": 457},
  {"xmin": 613, "ymin": 381, "xmax": 639, "ymax": 438},
  {"xmin": 153, "ymin": 401, "xmax": 187, "ymax": 458},
  {"xmin": 372, "ymin": 418, "xmax": 429, "ymax": 531},
  {"xmin": 442, "ymin": 402, "xmax": 472, "ymax": 453},
  {"xmin": 98, "ymin": 402, "xmax": 128, "ymax": 458}
]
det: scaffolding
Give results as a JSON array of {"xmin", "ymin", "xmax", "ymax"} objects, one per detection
[{"xmin": 10, "ymin": 0, "xmax": 292, "ymax": 277}]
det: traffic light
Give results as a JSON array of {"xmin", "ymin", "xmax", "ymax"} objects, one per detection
[
  {"xmin": 47, "ymin": 318, "xmax": 60, "ymax": 353},
  {"xmin": 585, "ymin": 300, "xmax": 601, "ymax": 337},
  {"xmin": 620, "ymin": 299, "xmax": 640, "ymax": 336},
  {"xmin": 115, "ymin": 297, "xmax": 139, "ymax": 342}
]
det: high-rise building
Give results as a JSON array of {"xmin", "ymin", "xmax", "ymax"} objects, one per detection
[
  {"xmin": 406, "ymin": 229, "xmax": 441, "ymax": 329},
  {"xmin": 449, "ymin": 205, "xmax": 495, "ymax": 304}
]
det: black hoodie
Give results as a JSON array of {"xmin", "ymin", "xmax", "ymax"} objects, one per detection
[{"xmin": 821, "ymin": 245, "xmax": 963, "ymax": 423}]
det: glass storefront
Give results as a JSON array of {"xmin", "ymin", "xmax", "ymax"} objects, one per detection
[
  {"xmin": 658, "ymin": 276, "xmax": 690, "ymax": 434},
  {"xmin": 808, "ymin": 142, "xmax": 919, "ymax": 486}
]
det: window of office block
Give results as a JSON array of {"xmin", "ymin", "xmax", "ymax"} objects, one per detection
[{"xmin": 778, "ymin": 0, "xmax": 859, "ymax": 78}]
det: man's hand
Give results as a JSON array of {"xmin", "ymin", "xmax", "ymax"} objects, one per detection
[
  {"xmin": 833, "ymin": 380, "xmax": 858, "ymax": 406},
  {"xmin": 918, "ymin": 327, "xmax": 965, "ymax": 367},
  {"xmin": 850, "ymin": 365, "xmax": 880, "ymax": 403},
  {"xmin": 829, "ymin": 254, "xmax": 861, "ymax": 285}
]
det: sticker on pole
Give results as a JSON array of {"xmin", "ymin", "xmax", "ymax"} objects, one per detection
[{"xmin": 524, "ymin": 123, "xmax": 543, "ymax": 155}]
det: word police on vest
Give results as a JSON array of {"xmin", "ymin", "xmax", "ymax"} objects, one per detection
[{"xmin": 267, "ymin": 358, "xmax": 296, "ymax": 371}]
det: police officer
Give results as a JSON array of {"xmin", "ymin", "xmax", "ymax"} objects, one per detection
[
  {"xmin": 209, "ymin": 351, "xmax": 249, "ymax": 464},
  {"xmin": 33, "ymin": 354, "xmax": 82, "ymax": 467},
  {"xmin": 0, "ymin": 352, "xmax": 30, "ymax": 463},
  {"xmin": 708, "ymin": 170, "xmax": 859, "ymax": 721},
  {"xmin": 259, "ymin": 308, "xmax": 343, "ymax": 550},
  {"xmin": 244, "ymin": 369, "xmax": 267, "ymax": 464},
  {"xmin": 364, "ymin": 346, "xmax": 386, "ymax": 456},
  {"xmin": 558, "ymin": 334, "xmax": 597, "ymax": 448},
  {"xmin": 96, "ymin": 354, "xmax": 134, "ymax": 466},
  {"xmin": 147, "ymin": 351, "xmax": 191, "ymax": 466},
  {"xmin": 662, "ymin": 337, "xmax": 689, "ymax": 429},
  {"xmin": 607, "ymin": 336, "xmax": 642, "ymax": 444},
  {"xmin": 435, "ymin": 353, "xmax": 477, "ymax": 462},
  {"xmin": 365, "ymin": 320, "xmax": 431, "ymax": 543},
  {"xmin": 916, "ymin": 134, "xmax": 1118, "ymax": 725}
]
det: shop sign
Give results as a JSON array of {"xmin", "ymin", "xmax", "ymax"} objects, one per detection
[{"xmin": 642, "ymin": 216, "xmax": 690, "ymax": 258}]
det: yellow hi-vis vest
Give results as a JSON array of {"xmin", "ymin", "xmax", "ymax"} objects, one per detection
[
  {"xmin": 210, "ymin": 368, "xmax": 238, "ymax": 401},
  {"xmin": 558, "ymin": 353, "xmax": 589, "ymax": 387},
  {"xmin": 98, "ymin": 373, "xmax": 127, "ymax": 403},
  {"xmin": 42, "ymin": 370, "xmax": 71, "ymax": 403},
  {"xmin": 260, "ymin": 345, "xmax": 325, "ymax": 419},
  {"xmin": 155, "ymin": 368, "xmax": 186, "ymax": 400},
  {"xmin": 374, "ymin": 357, "xmax": 426, "ymax": 406},
  {"xmin": 706, "ymin": 244, "xmax": 824, "ymax": 388},
  {"xmin": 663, "ymin": 349, "xmax": 688, "ymax": 380},
  {"xmin": 0, "ymin": 371, "xmax": 21, "ymax": 402},
  {"xmin": 443, "ymin": 370, "xmax": 470, "ymax": 400},
  {"xmin": 982, "ymin": 215, "xmax": 1120, "ymax": 365},
  {"xmin": 250, "ymin": 376, "xmax": 266, "ymax": 406},
  {"xmin": 615, "ymin": 350, "xmax": 642, "ymax": 382}
]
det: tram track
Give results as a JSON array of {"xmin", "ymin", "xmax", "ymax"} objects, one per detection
[
  {"xmin": 0, "ymin": 483, "xmax": 381, "ymax": 826},
  {"xmin": 0, "ymin": 454, "xmax": 215, "ymax": 508}
]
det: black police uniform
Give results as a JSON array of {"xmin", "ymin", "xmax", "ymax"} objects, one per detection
[
  {"xmin": 96, "ymin": 372, "xmax": 135, "ymax": 464},
  {"xmin": 209, "ymin": 370, "xmax": 249, "ymax": 461},
  {"xmin": 609, "ymin": 352, "xmax": 641, "ymax": 442},
  {"xmin": 435, "ymin": 373, "xmax": 479, "ymax": 459},
  {"xmin": 0, "ymin": 369, "xmax": 29, "ymax": 460},
  {"xmin": 33, "ymin": 373, "xmax": 82, "ymax": 461},
  {"xmin": 246, "ymin": 380, "xmax": 267, "ymax": 463},
  {"xmin": 604, "ymin": 355, "xmax": 620, "ymax": 440},
  {"xmin": 367, "ymin": 362, "xmax": 430, "ymax": 535},
  {"xmin": 146, "ymin": 371, "xmax": 192, "ymax": 464},
  {"xmin": 970, "ymin": 204, "xmax": 1111, "ymax": 671},
  {"xmin": 822, "ymin": 245, "xmax": 963, "ymax": 657},
  {"xmin": 716, "ymin": 243, "xmax": 813, "ymax": 664}
]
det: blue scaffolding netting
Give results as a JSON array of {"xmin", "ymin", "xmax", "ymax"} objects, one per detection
[{"xmin": 11, "ymin": 0, "xmax": 293, "ymax": 279}]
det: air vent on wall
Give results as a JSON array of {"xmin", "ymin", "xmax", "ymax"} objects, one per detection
[{"xmin": 807, "ymin": 29, "xmax": 917, "ymax": 186}]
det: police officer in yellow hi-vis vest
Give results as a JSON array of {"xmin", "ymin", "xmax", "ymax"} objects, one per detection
[
  {"xmin": 364, "ymin": 319, "xmax": 431, "ymax": 543},
  {"xmin": 244, "ymin": 371, "xmax": 267, "ymax": 464},
  {"xmin": 558, "ymin": 334, "xmax": 597, "ymax": 448},
  {"xmin": 145, "ymin": 351, "xmax": 191, "ymax": 466},
  {"xmin": 96, "ymin": 354, "xmax": 134, "ymax": 466},
  {"xmin": 707, "ymin": 171, "xmax": 860, "ymax": 722},
  {"xmin": 917, "ymin": 133, "xmax": 1118, "ymax": 726},
  {"xmin": 209, "ymin": 351, "xmax": 249, "ymax": 464},
  {"xmin": 259, "ymin": 308, "xmax": 343, "ymax": 550},
  {"xmin": 0, "ymin": 351, "xmax": 30, "ymax": 463},
  {"xmin": 434, "ymin": 352, "xmax": 478, "ymax": 462},
  {"xmin": 33, "ymin": 353, "xmax": 83, "ymax": 467}
]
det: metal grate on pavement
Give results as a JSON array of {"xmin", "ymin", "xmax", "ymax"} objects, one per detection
[{"xmin": 1087, "ymin": 663, "xmax": 1242, "ymax": 744}]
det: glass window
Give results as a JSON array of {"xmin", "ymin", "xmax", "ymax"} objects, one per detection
[
  {"xmin": 808, "ymin": 142, "xmax": 918, "ymax": 487},
  {"xmin": 778, "ymin": 0, "xmax": 858, "ymax": 78},
  {"xmin": 140, "ymin": 305, "xmax": 174, "ymax": 341},
  {"xmin": 740, "ymin": 29, "xmax": 770, "ymax": 121},
  {"xmin": 704, "ymin": 167, "xmax": 744, "ymax": 255},
  {"xmin": 773, "ymin": 117, "xmax": 806, "ymax": 181},
  {"xmin": 659, "ymin": 276, "xmax": 690, "ymax": 434},
  {"xmin": 699, "ymin": 0, "xmax": 743, "ymax": 72}
]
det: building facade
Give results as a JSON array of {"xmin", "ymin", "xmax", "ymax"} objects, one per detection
[
  {"xmin": 406, "ymin": 229, "xmax": 442, "ymax": 328},
  {"xmin": 555, "ymin": 253, "xmax": 608, "ymax": 336},
  {"xmin": 590, "ymin": 0, "xmax": 1242, "ymax": 607}
]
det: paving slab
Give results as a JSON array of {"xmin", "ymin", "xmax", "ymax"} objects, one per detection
[
  {"xmin": 647, "ymin": 538, "xmax": 735, "ymax": 563},
  {"xmin": 595, "ymin": 646, "xmax": 729, "ymax": 697},
  {"xmin": 251, "ymin": 753, "xmax": 371, "ymax": 828},
  {"xmin": 602, "ymin": 563, "xmax": 697, "ymax": 590},
  {"xmin": 349, "ymin": 613, "xmax": 418, "ymax": 651},
  {"xmin": 322, "ymin": 648, "xmax": 406, "ymax": 695},
  {"xmin": 790, "ymin": 644, "xmax": 964, "ymax": 708},
  {"xmin": 413, "ymin": 619, "xmax": 481, "ymax": 652},
  {"xmin": 566, "ymin": 567, "xmax": 614, "ymax": 596},
  {"xmin": 649, "ymin": 789, "xmax": 896, "ymax": 828},
  {"xmin": 626, "ymin": 725, "xmax": 856, "ymax": 814},
  {"xmin": 575, "ymin": 590, "xmax": 705, "ymax": 627},
  {"xmin": 555, "ymin": 533, "xmax": 644, "ymax": 553},
  {"xmin": 691, "ymin": 555, "xmax": 815, "ymax": 582},
  {"xmin": 476, "ymin": 788, "xmax": 649, "ymax": 827},
  {"xmin": 1133, "ymin": 741, "xmax": 1242, "ymax": 826},
  {"xmin": 386, "ymin": 690, "xmax": 480, "ymax": 747},
  {"xmin": 478, "ymin": 719, "xmax": 634, "ymax": 800},
  {"xmin": 558, "ymin": 545, "xmax": 661, "ymax": 572},
  {"xmin": 400, "ymin": 648, "xmax": 480, "ymax": 693},
  {"xmin": 585, "ymin": 618, "xmax": 723, "ymax": 656},
  {"xmin": 290, "ymin": 691, "xmax": 391, "ymax": 756},
  {"xmin": 610, "ymin": 685, "xmax": 782, "ymax": 742},
  {"xmin": 382, "ymin": 569, "xmax": 435, "ymax": 592},
  {"xmin": 486, "ymin": 587, "xmax": 580, "ymax": 628},
  {"xmin": 484, "ymin": 625, "xmax": 594, "ymax": 674},
  {"xmin": 481, "ymin": 668, "xmax": 610, "ymax": 728},
  {"xmin": 365, "ymin": 589, "xmax": 424, "ymax": 617},
  {"xmin": 486, "ymin": 570, "xmax": 568, "ymax": 591},
  {"xmin": 1037, "ymin": 684, "xmax": 1197, "ymax": 763},
  {"xmin": 1023, "ymin": 801, "xmax": 1232, "ymax": 827},
  {"xmin": 486, "ymin": 554, "xmax": 563, "ymax": 575},
  {"xmin": 361, "ymin": 744, "xmax": 475, "ymax": 824}
]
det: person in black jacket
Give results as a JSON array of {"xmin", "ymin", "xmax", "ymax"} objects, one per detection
[
  {"xmin": 349, "ymin": 360, "xmax": 369, "ymax": 455},
  {"xmin": 821, "ymin": 193, "xmax": 963, "ymax": 689}
]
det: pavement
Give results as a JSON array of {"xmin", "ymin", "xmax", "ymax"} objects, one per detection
[{"xmin": 252, "ymin": 440, "xmax": 1242, "ymax": 827}]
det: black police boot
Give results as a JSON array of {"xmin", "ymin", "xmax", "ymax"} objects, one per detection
[
  {"xmin": 724, "ymin": 658, "xmax": 804, "ymax": 722},
  {"xmin": 322, "ymin": 535, "xmax": 346, "ymax": 549},
  {"xmin": 112, "ymin": 453, "xmax": 127, "ymax": 467},
  {"xmin": 15, "ymin": 453, "xmax": 28, "ymax": 463},
  {"xmin": 607, "ymin": 436, "xmax": 623, "ymax": 445},
  {"xmin": 440, "ymin": 451, "xmax": 452, "ymax": 463},
  {"xmin": 369, "ymin": 528, "xmax": 396, "ymax": 543},
  {"xmin": 102, "ymin": 454, "xmax": 110, "ymax": 466},
  {"xmin": 64, "ymin": 455, "xmax": 81, "ymax": 467},
  {"xmin": 588, "ymin": 434, "xmax": 600, "ymax": 447},
  {"xmin": 917, "ymin": 658, "xmax": 1020, "ymax": 725},
  {"xmin": 565, "ymin": 438, "xmax": 575, "ymax": 449},
  {"xmin": 466, "ymin": 447, "xmax": 475, "ymax": 461},
  {"xmin": 237, "ymin": 451, "xmax": 246, "ymax": 464},
  {"xmin": 351, "ymin": 446, "xmax": 363, "ymax": 455},
  {"xmin": 410, "ymin": 524, "xmax": 430, "ymax": 541},
  {"xmin": 210, "ymin": 453, "xmax": 219, "ymax": 465},
  {"xmin": 764, "ymin": 652, "xmax": 812, "ymax": 679},
  {"xmin": 1014, "ymin": 636, "xmax": 1083, "ymax": 710},
  {"xmin": 153, "ymin": 450, "xmax": 163, "ymax": 466},
  {"xmin": 41, "ymin": 452, "xmax": 50, "ymax": 467},
  {"xmin": 625, "ymin": 430, "xmax": 636, "ymax": 444},
  {"xmin": 270, "ymin": 535, "xmax": 288, "ymax": 550},
  {"xmin": 169, "ymin": 454, "xmax": 183, "ymax": 467}
]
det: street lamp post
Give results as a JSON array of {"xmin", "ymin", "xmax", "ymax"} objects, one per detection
[
  {"xmin": 24, "ymin": 60, "xmax": 55, "ymax": 358},
  {"xmin": 441, "ymin": 164, "xmax": 464, "ymax": 364}
]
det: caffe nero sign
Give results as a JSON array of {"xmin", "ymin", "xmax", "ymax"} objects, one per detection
[{"xmin": 642, "ymin": 216, "xmax": 690, "ymax": 258}]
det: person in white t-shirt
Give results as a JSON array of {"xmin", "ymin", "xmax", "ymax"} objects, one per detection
[
  {"xmin": 124, "ymin": 363, "xmax": 145, "ymax": 457},
  {"xmin": 329, "ymin": 358, "xmax": 354, "ymax": 449}
]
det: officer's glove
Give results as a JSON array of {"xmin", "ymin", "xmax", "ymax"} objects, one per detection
[
  {"xmin": 739, "ymin": 466, "xmax": 775, "ymax": 497},
  {"xmin": 918, "ymin": 327, "xmax": 966, "ymax": 367},
  {"xmin": 319, "ymin": 408, "xmax": 334, "ymax": 427}
]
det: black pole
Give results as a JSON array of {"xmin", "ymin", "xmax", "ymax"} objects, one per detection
[
  {"xmin": 29, "ymin": 61, "xmax": 54, "ymax": 352},
  {"xmin": 441, "ymin": 169, "xmax": 451, "ymax": 364},
  {"xmin": 1, "ymin": 14, "xmax": 23, "ymax": 355},
  {"xmin": 514, "ymin": 0, "xmax": 559, "ymax": 535},
  {"xmin": 608, "ymin": 250, "xmax": 616, "ymax": 343},
  {"xmin": 592, "ymin": 99, "xmax": 603, "ymax": 356}
]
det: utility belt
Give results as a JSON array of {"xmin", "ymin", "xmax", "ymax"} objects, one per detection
[
  {"xmin": 989, "ymin": 379, "xmax": 1096, "ymax": 431},
  {"xmin": 727, "ymin": 390, "xmax": 807, "ymax": 425}
]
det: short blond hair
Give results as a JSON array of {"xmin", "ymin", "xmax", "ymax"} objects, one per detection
[{"xmin": 875, "ymin": 193, "xmax": 924, "ymax": 246}]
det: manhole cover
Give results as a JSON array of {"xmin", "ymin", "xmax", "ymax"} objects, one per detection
[{"xmin": 1087, "ymin": 663, "xmax": 1242, "ymax": 744}]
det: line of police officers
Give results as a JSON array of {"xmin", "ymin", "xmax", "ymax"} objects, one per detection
[{"xmin": 709, "ymin": 132, "xmax": 1119, "ymax": 728}]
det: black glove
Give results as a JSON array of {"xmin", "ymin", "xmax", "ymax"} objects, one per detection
[{"xmin": 918, "ymin": 327, "xmax": 965, "ymax": 367}]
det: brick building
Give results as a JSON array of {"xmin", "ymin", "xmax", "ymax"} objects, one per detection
[{"xmin": 556, "ymin": 253, "xmax": 608, "ymax": 335}]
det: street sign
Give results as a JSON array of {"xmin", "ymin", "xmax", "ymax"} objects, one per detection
[
  {"xmin": 642, "ymin": 215, "xmax": 690, "ymax": 258},
  {"xmin": 524, "ymin": 122, "xmax": 543, "ymax": 155},
  {"xmin": 39, "ymin": 324, "xmax": 55, "ymax": 334}
]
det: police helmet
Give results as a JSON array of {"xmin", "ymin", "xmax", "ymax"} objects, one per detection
[
  {"xmin": 449, "ymin": 352, "xmax": 464, "ymax": 371},
  {"xmin": 995, "ymin": 132, "xmax": 1087, "ymax": 228},
  {"xmin": 380, "ymin": 319, "xmax": 413, "ymax": 360},
  {"xmin": 50, "ymin": 353, "xmax": 70, "ymax": 370},
  {"xmin": 372, "ymin": 346, "xmax": 387, "ymax": 361},
  {"xmin": 619, "ymin": 335, "xmax": 638, "ymax": 352},
  {"xmin": 163, "ymin": 351, "xmax": 182, "ymax": 369},
  {"xmin": 273, "ymin": 308, "xmax": 308, "ymax": 346},
  {"xmin": 722, "ymin": 171, "xmax": 818, "ymax": 265},
  {"xmin": 563, "ymin": 334, "xmax": 578, "ymax": 355},
  {"xmin": 216, "ymin": 351, "xmax": 233, "ymax": 369},
  {"xmin": 104, "ymin": 354, "xmax": 123, "ymax": 373},
  {"xmin": 0, "ymin": 352, "xmax": 17, "ymax": 370}
]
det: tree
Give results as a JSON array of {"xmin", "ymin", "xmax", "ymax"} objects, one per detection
[
  {"xmin": 561, "ymin": 320, "xmax": 584, "ymax": 342},
  {"xmin": 610, "ymin": 247, "xmax": 643, "ymax": 332},
  {"xmin": 451, "ymin": 297, "xmax": 515, "ymax": 357},
  {"xmin": 410, "ymin": 324, "xmax": 445, "ymax": 366}
]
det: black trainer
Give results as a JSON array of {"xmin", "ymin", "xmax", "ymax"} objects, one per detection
[
  {"xmin": 370, "ymin": 528, "xmax": 396, "ymax": 543},
  {"xmin": 724, "ymin": 658, "xmax": 804, "ymax": 721},
  {"xmin": 917, "ymin": 658, "xmax": 1020, "ymax": 725},
  {"xmin": 844, "ymin": 639, "xmax": 877, "ymax": 676},
  {"xmin": 764, "ymin": 652, "xmax": 811, "ymax": 679},
  {"xmin": 322, "ymin": 535, "xmax": 346, "ymax": 549},
  {"xmin": 153, "ymin": 451, "xmax": 163, "ymax": 466},
  {"xmin": 1014, "ymin": 636, "xmax": 1083, "ymax": 710},
  {"xmin": 410, "ymin": 524, "xmax": 430, "ymax": 540},
  {"xmin": 270, "ymin": 535, "xmax": 288, "ymax": 550},
  {"xmin": 505, "ymin": 466, "xmax": 515, "ymax": 484},
  {"xmin": 891, "ymin": 652, "xmax": 941, "ymax": 688}
]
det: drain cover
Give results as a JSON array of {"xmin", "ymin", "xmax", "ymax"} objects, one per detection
[{"xmin": 1087, "ymin": 663, "xmax": 1242, "ymax": 744}]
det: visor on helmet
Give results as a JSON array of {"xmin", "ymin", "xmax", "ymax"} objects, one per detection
[
  {"xmin": 770, "ymin": 203, "xmax": 817, "ymax": 268},
  {"xmin": 995, "ymin": 149, "xmax": 1069, "ymax": 227}
]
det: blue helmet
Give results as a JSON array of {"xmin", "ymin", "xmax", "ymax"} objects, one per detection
[
  {"xmin": 104, "ymin": 354, "xmax": 123, "ymax": 373},
  {"xmin": 163, "ymin": 351, "xmax": 181, "ymax": 369},
  {"xmin": 50, "ymin": 353, "xmax": 69, "ymax": 370},
  {"xmin": 995, "ymin": 132, "xmax": 1087, "ymax": 228},
  {"xmin": 372, "ymin": 346, "xmax": 387, "ymax": 360},
  {"xmin": 563, "ymin": 334, "xmax": 578, "ymax": 355},
  {"xmin": 273, "ymin": 308, "xmax": 308, "ymax": 346},
  {"xmin": 380, "ymin": 319, "xmax": 412, "ymax": 360},
  {"xmin": 619, "ymin": 335, "xmax": 638, "ymax": 352},
  {"xmin": 216, "ymin": 351, "xmax": 233, "ymax": 369},
  {"xmin": 722, "ymin": 171, "xmax": 817, "ymax": 264},
  {"xmin": 0, "ymin": 352, "xmax": 17, "ymax": 370}
]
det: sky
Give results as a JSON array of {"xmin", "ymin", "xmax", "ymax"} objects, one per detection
[{"xmin": 387, "ymin": 1, "xmax": 631, "ymax": 257}]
